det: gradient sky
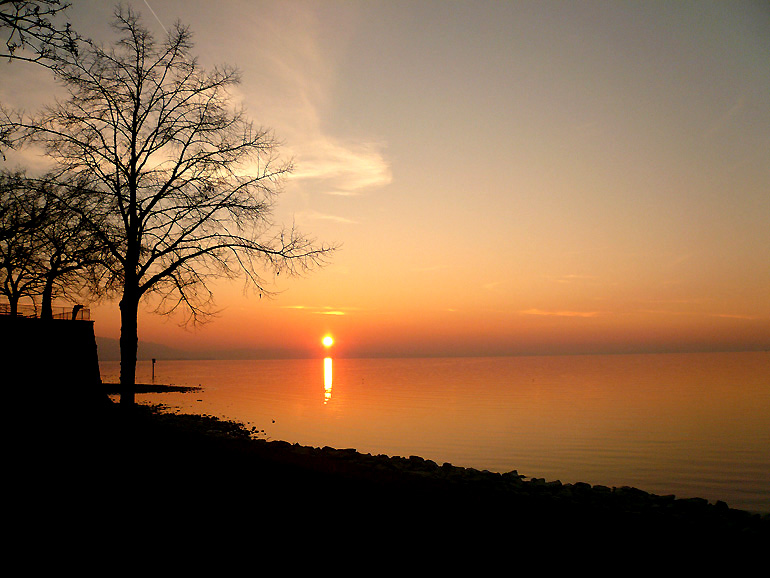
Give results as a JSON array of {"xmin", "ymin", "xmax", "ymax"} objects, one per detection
[{"xmin": 3, "ymin": 1, "xmax": 769, "ymax": 358}]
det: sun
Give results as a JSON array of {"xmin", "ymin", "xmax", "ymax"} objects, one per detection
[{"xmin": 322, "ymin": 335, "xmax": 334, "ymax": 348}]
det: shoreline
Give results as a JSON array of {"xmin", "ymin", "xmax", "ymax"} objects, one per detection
[
  {"xmin": 18, "ymin": 399, "xmax": 769, "ymax": 555},
  {"xmin": 101, "ymin": 383, "xmax": 202, "ymax": 394},
  {"xmin": 105, "ymin": 383, "xmax": 770, "ymax": 517}
]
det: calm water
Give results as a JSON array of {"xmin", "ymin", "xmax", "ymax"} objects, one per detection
[{"xmin": 100, "ymin": 351, "xmax": 770, "ymax": 513}]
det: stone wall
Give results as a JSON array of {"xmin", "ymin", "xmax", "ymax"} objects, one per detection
[{"xmin": 1, "ymin": 315, "xmax": 107, "ymax": 412}]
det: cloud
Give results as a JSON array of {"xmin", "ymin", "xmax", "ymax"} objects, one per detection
[
  {"xmin": 289, "ymin": 138, "xmax": 392, "ymax": 196},
  {"xmin": 519, "ymin": 309, "xmax": 602, "ymax": 318},
  {"xmin": 235, "ymin": 4, "xmax": 392, "ymax": 198},
  {"xmin": 637, "ymin": 308, "xmax": 758, "ymax": 321},
  {"xmin": 709, "ymin": 313, "xmax": 758, "ymax": 320},
  {"xmin": 281, "ymin": 305, "xmax": 361, "ymax": 316},
  {"xmin": 295, "ymin": 210, "xmax": 357, "ymax": 225},
  {"xmin": 5, "ymin": 3, "xmax": 392, "ymax": 200}
]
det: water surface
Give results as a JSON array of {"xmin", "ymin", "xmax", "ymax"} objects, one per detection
[{"xmin": 101, "ymin": 351, "xmax": 770, "ymax": 513}]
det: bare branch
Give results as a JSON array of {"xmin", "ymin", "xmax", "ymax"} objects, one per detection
[{"xmin": 1, "ymin": 1, "xmax": 79, "ymax": 65}]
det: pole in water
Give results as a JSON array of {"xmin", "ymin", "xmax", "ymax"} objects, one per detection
[{"xmin": 152, "ymin": 358, "xmax": 156, "ymax": 382}]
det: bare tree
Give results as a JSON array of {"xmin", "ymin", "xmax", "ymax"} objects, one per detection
[
  {"xmin": 0, "ymin": 169, "xmax": 107, "ymax": 317},
  {"xmin": 20, "ymin": 6, "xmax": 334, "ymax": 405},
  {"xmin": 33, "ymin": 176, "xmax": 111, "ymax": 319},
  {"xmin": 0, "ymin": 170, "xmax": 43, "ymax": 314}
]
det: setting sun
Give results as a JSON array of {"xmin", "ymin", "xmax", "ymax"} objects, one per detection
[{"xmin": 322, "ymin": 335, "xmax": 334, "ymax": 348}]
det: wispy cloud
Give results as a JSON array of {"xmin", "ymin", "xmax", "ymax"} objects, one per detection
[
  {"xmin": 552, "ymin": 274, "xmax": 596, "ymax": 284},
  {"xmin": 289, "ymin": 138, "xmax": 392, "ymax": 196},
  {"xmin": 281, "ymin": 305, "xmax": 361, "ymax": 316},
  {"xmin": 295, "ymin": 210, "xmax": 357, "ymax": 225},
  {"xmin": 237, "ymin": 4, "xmax": 392, "ymax": 198},
  {"xmin": 709, "ymin": 313, "xmax": 758, "ymax": 320},
  {"xmin": 637, "ymin": 308, "xmax": 758, "ymax": 321},
  {"xmin": 519, "ymin": 309, "xmax": 602, "ymax": 318}
]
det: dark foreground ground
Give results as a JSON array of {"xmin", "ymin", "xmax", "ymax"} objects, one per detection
[{"xmin": 11, "ymin": 397, "xmax": 769, "ymax": 566}]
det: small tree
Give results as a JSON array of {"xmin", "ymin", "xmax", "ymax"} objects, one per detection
[
  {"xmin": 0, "ymin": 170, "xmax": 107, "ymax": 317},
  {"xmin": 22, "ymin": 6, "xmax": 334, "ymax": 405},
  {"xmin": 34, "ymin": 176, "xmax": 111, "ymax": 319},
  {"xmin": 0, "ymin": 171, "xmax": 43, "ymax": 314}
]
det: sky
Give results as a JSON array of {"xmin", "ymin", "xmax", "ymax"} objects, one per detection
[{"xmin": 2, "ymin": 0, "xmax": 769, "ymax": 359}]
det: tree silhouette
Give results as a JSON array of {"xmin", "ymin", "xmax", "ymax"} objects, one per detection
[
  {"xmin": 1, "ymin": 1, "xmax": 80, "ymax": 156},
  {"xmin": 0, "ymin": 170, "xmax": 107, "ymax": 317},
  {"xmin": 1, "ymin": 0, "xmax": 78, "ymax": 63},
  {"xmin": 19, "ymin": 6, "xmax": 334, "ymax": 405},
  {"xmin": 0, "ymin": 171, "xmax": 43, "ymax": 314},
  {"xmin": 32, "ymin": 176, "xmax": 110, "ymax": 319}
]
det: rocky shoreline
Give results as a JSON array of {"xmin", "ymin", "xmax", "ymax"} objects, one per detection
[
  {"xmin": 18, "ymin": 400, "xmax": 769, "ymax": 557},
  {"xmin": 244, "ymin": 438, "xmax": 770, "ymax": 538}
]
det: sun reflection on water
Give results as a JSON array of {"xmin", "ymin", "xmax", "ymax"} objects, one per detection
[{"xmin": 323, "ymin": 357, "xmax": 333, "ymax": 403}]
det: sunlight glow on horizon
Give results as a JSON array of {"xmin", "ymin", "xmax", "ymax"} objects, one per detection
[{"xmin": 15, "ymin": 1, "xmax": 767, "ymax": 359}]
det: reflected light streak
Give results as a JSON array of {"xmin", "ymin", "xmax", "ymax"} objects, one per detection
[{"xmin": 323, "ymin": 357, "xmax": 333, "ymax": 404}]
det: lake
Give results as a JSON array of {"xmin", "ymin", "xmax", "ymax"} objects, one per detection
[{"xmin": 100, "ymin": 351, "xmax": 770, "ymax": 514}]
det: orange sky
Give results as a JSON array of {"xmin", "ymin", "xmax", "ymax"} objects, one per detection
[{"xmin": 3, "ymin": 1, "xmax": 769, "ymax": 358}]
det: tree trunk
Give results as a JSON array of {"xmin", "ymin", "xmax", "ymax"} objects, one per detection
[
  {"xmin": 9, "ymin": 294, "xmax": 19, "ymax": 316},
  {"xmin": 119, "ymin": 289, "xmax": 139, "ymax": 406},
  {"xmin": 40, "ymin": 271, "xmax": 55, "ymax": 320}
]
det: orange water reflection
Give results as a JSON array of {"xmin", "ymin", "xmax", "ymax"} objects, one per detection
[
  {"xmin": 323, "ymin": 357, "xmax": 333, "ymax": 403},
  {"xmin": 101, "ymin": 352, "xmax": 770, "ymax": 513}
]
